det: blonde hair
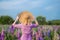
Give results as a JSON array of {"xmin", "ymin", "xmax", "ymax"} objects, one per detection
[{"xmin": 18, "ymin": 11, "xmax": 34, "ymax": 25}]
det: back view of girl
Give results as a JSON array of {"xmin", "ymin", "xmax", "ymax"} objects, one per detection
[{"xmin": 12, "ymin": 11, "xmax": 38, "ymax": 40}]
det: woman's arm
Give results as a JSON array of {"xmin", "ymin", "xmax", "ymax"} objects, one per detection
[
  {"xmin": 12, "ymin": 24, "xmax": 22, "ymax": 28},
  {"xmin": 34, "ymin": 19, "xmax": 38, "ymax": 25},
  {"xmin": 12, "ymin": 16, "xmax": 21, "ymax": 28},
  {"xmin": 31, "ymin": 19, "xmax": 39, "ymax": 28},
  {"xmin": 12, "ymin": 16, "xmax": 19, "ymax": 25}
]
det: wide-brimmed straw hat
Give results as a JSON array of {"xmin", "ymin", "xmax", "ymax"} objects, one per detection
[{"xmin": 18, "ymin": 11, "xmax": 34, "ymax": 22}]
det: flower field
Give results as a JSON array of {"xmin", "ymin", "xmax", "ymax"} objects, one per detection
[{"xmin": 0, "ymin": 25, "xmax": 60, "ymax": 40}]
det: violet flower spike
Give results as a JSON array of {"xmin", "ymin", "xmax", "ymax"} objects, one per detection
[
  {"xmin": 16, "ymin": 29, "xmax": 21, "ymax": 40},
  {"xmin": 39, "ymin": 37, "xmax": 44, "ymax": 40},
  {"xmin": 10, "ymin": 25, "xmax": 15, "ymax": 34},
  {"xmin": 1, "ymin": 27, "xmax": 5, "ymax": 40},
  {"xmin": 47, "ymin": 30, "xmax": 51, "ymax": 37},
  {"xmin": 38, "ymin": 27, "xmax": 40, "ymax": 32}
]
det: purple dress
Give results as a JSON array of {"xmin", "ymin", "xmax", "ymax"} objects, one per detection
[{"xmin": 13, "ymin": 24, "xmax": 37, "ymax": 40}]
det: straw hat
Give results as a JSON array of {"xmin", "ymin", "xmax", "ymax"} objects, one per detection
[{"xmin": 18, "ymin": 11, "xmax": 34, "ymax": 23}]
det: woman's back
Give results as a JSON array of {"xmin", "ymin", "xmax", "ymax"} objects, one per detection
[{"xmin": 21, "ymin": 24, "xmax": 32, "ymax": 34}]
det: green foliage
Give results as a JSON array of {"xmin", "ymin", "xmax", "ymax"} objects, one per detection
[
  {"xmin": 33, "ymin": 28, "xmax": 38, "ymax": 32},
  {"xmin": 0, "ymin": 27, "xmax": 2, "ymax": 32},
  {"xmin": 5, "ymin": 32, "xmax": 17, "ymax": 40},
  {"xmin": 57, "ymin": 27, "xmax": 60, "ymax": 35},
  {"xmin": 44, "ymin": 36, "xmax": 51, "ymax": 40},
  {"xmin": 0, "ymin": 16, "xmax": 14, "ymax": 25},
  {"xmin": 36, "ymin": 16, "xmax": 47, "ymax": 25},
  {"xmin": 36, "ymin": 16, "xmax": 60, "ymax": 25},
  {"xmin": 0, "ymin": 15, "xmax": 60, "ymax": 25},
  {"xmin": 48, "ymin": 21, "xmax": 53, "ymax": 25},
  {"xmin": 44, "ymin": 30, "xmax": 54, "ymax": 40},
  {"xmin": 50, "ymin": 31, "xmax": 54, "ymax": 40},
  {"xmin": 48, "ymin": 20, "xmax": 60, "ymax": 25}
]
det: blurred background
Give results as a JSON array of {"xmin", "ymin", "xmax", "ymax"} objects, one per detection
[
  {"xmin": 0, "ymin": 0, "xmax": 60, "ymax": 25},
  {"xmin": 0, "ymin": 0, "xmax": 60, "ymax": 40}
]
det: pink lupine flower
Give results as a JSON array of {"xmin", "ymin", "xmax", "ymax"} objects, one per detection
[
  {"xmin": 1, "ymin": 27, "xmax": 5, "ymax": 40},
  {"xmin": 36, "ymin": 32, "xmax": 39, "ymax": 40},
  {"xmin": 36, "ymin": 31, "xmax": 44, "ymax": 40}
]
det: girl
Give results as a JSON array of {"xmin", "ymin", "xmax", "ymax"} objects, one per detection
[{"xmin": 12, "ymin": 11, "xmax": 38, "ymax": 40}]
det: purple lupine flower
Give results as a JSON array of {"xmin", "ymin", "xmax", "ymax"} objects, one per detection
[
  {"xmin": 38, "ymin": 27, "xmax": 40, "ymax": 32},
  {"xmin": 39, "ymin": 37, "xmax": 44, "ymax": 40},
  {"xmin": 10, "ymin": 25, "xmax": 15, "ymax": 34},
  {"xmin": 53, "ymin": 26, "xmax": 58, "ymax": 31},
  {"xmin": 39, "ymin": 31, "xmax": 44, "ymax": 40},
  {"xmin": 1, "ymin": 27, "xmax": 5, "ymax": 40},
  {"xmin": 43, "ymin": 32, "xmax": 47, "ymax": 37},
  {"xmin": 37, "ymin": 27, "xmax": 44, "ymax": 40},
  {"xmin": 47, "ymin": 30, "xmax": 51, "ymax": 37},
  {"xmin": 16, "ymin": 29, "xmax": 21, "ymax": 40}
]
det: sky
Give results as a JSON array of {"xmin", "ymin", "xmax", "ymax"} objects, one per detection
[{"xmin": 0, "ymin": 0, "xmax": 60, "ymax": 20}]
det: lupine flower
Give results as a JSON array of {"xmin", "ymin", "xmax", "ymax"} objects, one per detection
[
  {"xmin": 43, "ymin": 32, "xmax": 47, "ymax": 37},
  {"xmin": 10, "ymin": 25, "xmax": 15, "ymax": 34},
  {"xmin": 16, "ymin": 29, "xmax": 21, "ymax": 40},
  {"xmin": 47, "ymin": 30, "xmax": 51, "ymax": 37},
  {"xmin": 32, "ymin": 30, "xmax": 36, "ymax": 40},
  {"xmin": 36, "ymin": 32, "xmax": 44, "ymax": 40},
  {"xmin": 36, "ymin": 32, "xmax": 40, "ymax": 40},
  {"xmin": 39, "ymin": 37, "xmax": 44, "ymax": 40},
  {"xmin": 38, "ymin": 27, "xmax": 40, "ymax": 32},
  {"xmin": 1, "ymin": 27, "xmax": 5, "ymax": 40},
  {"xmin": 32, "ymin": 30, "xmax": 36, "ymax": 37},
  {"xmin": 53, "ymin": 30, "xmax": 59, "ymax": 40},
  {"xmin": 38, "ymin": 30, "xmax": 44, "ymax": 40},
  {"xmin": 37, "ymin": 27, "xmax": 44, "ymax": 40},
  {"xmin": 53, "ymin": 26, "xmax": 58, "ymax": 31}
]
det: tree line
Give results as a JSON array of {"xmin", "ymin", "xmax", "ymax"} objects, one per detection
[{"xmin": 0, "ymin": 16, "xmax": 60, "ymax": 25}]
